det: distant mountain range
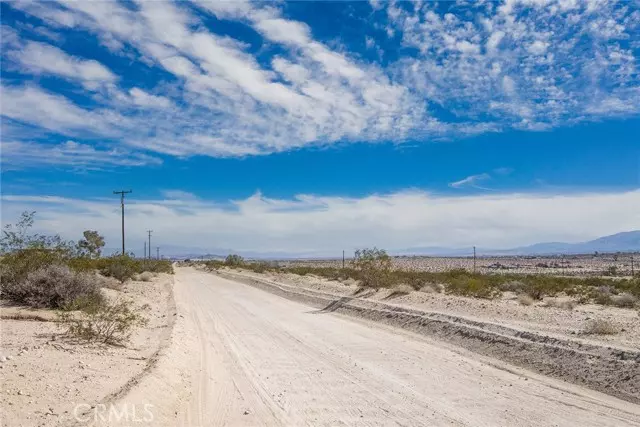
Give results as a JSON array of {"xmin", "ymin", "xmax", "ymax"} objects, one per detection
[
  {"xmin": 106, "ymin": 230, "xmax": 640, "ymax": 259},
  {"xmin": 399, "ymin": 231, "xmax": 640, "ymax": 257}
]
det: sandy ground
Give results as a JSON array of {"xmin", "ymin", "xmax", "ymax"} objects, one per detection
[
  {"xmin": 229, "ymin": 269, "xmax": 640, "ymax": 350},
  {"xmin": 103, "ymin": 267, "xmax": 640, "ymax": 426},
  {"xmin": 279, "ymin": 254, "xmax": 637, "ymax": 276},
  {"xmin": 0, "ymin": 273, "xmax": 175, "ymax": 427}
]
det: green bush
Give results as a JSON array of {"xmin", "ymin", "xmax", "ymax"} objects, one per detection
[
  {"xmin": 351, "ymin": 247, "xmax": 393, "ymax": 288},
  {"xmin": 224, "ymin": 254, "xmax": 245, "ymax": 266},
  {"xmin": 141, "ymin": 259, "xmax": 174, "ymax": 274},
  {"xmin": 58, "ymin": 299, "xmax": 147, "ymax": 345},
  {"xmin": 99, "ymin": 255, "xmax": 142, "ymax": 283}
]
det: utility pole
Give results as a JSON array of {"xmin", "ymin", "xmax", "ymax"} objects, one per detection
[
  {"xmin": 342, "ymin": 250, "xmax": 345, "ymax": 269},
  {"xmin": 632, "ymin": 254, "xmax": 635, "ymax": 277},
  {"xmin": 147, "ymin": 230, "xmax": 153, "ymax": 260},
  {"xmin": 473, "ymin": 246, "xmax": 477, "ymax": 273},
  {"xmin": 157, "ymin": 246, "xmax": 160, "ymax": 260},
  {"xmin": 113, "ymin": 190, "xmax": 132, "ymax": 255},
  {"xmin": 144, "ymin": 241, "xmax": 147, "ymax": 260}
]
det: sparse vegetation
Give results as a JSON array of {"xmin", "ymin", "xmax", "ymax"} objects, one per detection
[
  {"xmin": 518, "ymin": 294, "xmax": 534, "ymax": 306},
  {"xmin": 544, "ymin": 298, "xmax": 577, "ymax": 310},
  {"xmin": 137, "ymin": 272, "xmax": 154, "ymax": 282},
  {"xmin": 58, "ymin": 299, "xmax": 148, "ymax": 345},
  {"xmin": 610, "ymin": 293, "xmax": 637, "ymax": 308},
  {"xmin": 225, "ymin": 254, "xmax": 245, "ymax": 266},
  {"xmin": 584, "ymin": 319, "xmax": 619, "ymax": 335},
  {"xmin": 0, "ymin": 211, "xmax": 172, "ymax": 346},
  {"xmin": 351, "ymin": 247, "xmax": 393, "ymax": 288},
  {"xmin": 201, "ymin": 247, "xmax": 640, "ymax": 306}
]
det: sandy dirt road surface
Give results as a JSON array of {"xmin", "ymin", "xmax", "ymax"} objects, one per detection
[{"xmin": 113, "ymin": 267, "xmax": 640, "ymax": 426}]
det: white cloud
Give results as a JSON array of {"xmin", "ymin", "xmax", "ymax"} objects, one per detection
[
  {"xmin": 449, "ymin": 173, "xmax": 492, "ymax": 189},
  {"xmin": 127, "ymin": 88, "xmax": 172, "ymax": 109},
  {"xmin": 2, "ymin": 0, "xmax": 639, "ymax": 163},
  {"xmin": 161, "ymin": 190, "xmax": 198, "ymax": 200},
  {"xmin": 9, "ymin": 40, "xmax": 117, "ymax": 89},
  {"xmin": 527, "ymin": 40, "xmax": 549, "ymax": 55},
  {"xmin": 1, "ymin": 85, "xmax": 129, "ymax": 136},
  {"xmin": 1, "ymin": 140, "xmax": 161, "ymax": 169},
  {"xmin": 2, "ymin": 189, "xmax": 638, "ymax": 254}
]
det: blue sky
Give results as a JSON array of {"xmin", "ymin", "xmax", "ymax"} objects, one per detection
[{"xmin": 1, "ymin": 0, "xmax": 639, "ymax": 255}]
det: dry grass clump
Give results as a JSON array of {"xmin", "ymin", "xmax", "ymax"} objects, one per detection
[
  {"xmin": 610, "ymin": 293, "xmax": 637, "ymax": 308},
  {"xmin": 544, "ymin": 298, "xmax": 577, "ymax": 310},
  {"xmin": 420, "ymin": 283, "xmax": 444, "ymax": 293},
  {"xmin": 391, "ymin": 283, "xmax": 414, "ymax": 295},
  {"xmin": 137, "ymin": 271, "xmax": 154, "ymax": 282},
  {"xmin": 58, "ymin": 299, "xmax": 148, "ymax": 345},
  {"xmin": 584, "ymin": 319, "xmax": 619, "ymax": 335},
  {"xmin": 517, "ymin": 294, "xmax": 535, "ymax": 306},
  {"xmin": 0, "ymin": 312, "xmax": 51, "ymax": 322}
]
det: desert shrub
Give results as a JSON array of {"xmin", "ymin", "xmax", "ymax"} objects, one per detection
[
  {"xmin": 99, "ymin": 255, "xmax": 141, "ymax": 282},
  {"xmin": 0, "ymin": 248, "xmax": 71, "ymax": 289},
  {"xmin": 142, "ymin": 259, "xmax": 174, "ymax": 274},
  {"xmin": 605, "ymin": 266, "xmax": 618, "ymax": 276},
  {"xmin": 137, "ymin": 272, "xmax": 154, "ymax": 282},
  {"xmin": 224, "ymin": 254, "xmax": 245, "ymax": 266},
  {"xmin": 584, "ymin": 319, "xmax": 619, "ymax": 335},
  {"xmin": 2, "ymin": 264, "xmax": 104, "ymax": 310},
  {"xmin": 351, "ymin": 247, "xmax": 393, "ymax": 288},
  {"xmin": 500, "ymin": 281, "xmax": 525, "ymax": 293},
  {"xmin": 204, "ymin": 260, "xmax": 225, "ymax": 270},
  {"xmin": 445, "ymin": 275, "xmax": 501, "ymax": 299},
  {"xmin": 390, "ymin": 283, "xmax": 414, "ymax": 295},
  {"xmin": 58, "ymin": 299, "xmax": 147, "ymax": 345},
  {"xmin": 518, "ymin": 294, "xmax": 534, "ymax": 306},
  {"xmin": 610, "ymin": 293, "xmax": 637, "ymax": 308},
  {"xmin": 245, "ymin": 262, "xmax": 273, "ymax": 274},
  {"xmin": 544, "ymin": 298, "xmax": 576, "ymax": 310}
]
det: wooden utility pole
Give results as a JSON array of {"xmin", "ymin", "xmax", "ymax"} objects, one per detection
[
  {"xmin": 473, "ymin": 246, "xmax": 477, "ymax": 273},
  {"xmin": 113, "ymin": 190, "xmax": 132, "ymax": 255},
  {"xmin": 342, "ymin": 250, "xmax": 345, "ymax": 269},
  {"xmin": 157, "ymin": 246, "xmax": 160, "ymax": 260},
  {"xmin": 147, "ymin": 230, "xmax": 153, "ymax": 260}
]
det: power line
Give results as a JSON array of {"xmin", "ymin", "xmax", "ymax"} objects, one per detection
[
  {"xmin": 147, "ymin": 230, "xmax": 153, "ymax": 260},
  {"xmin": 113, "ymin": 190, "xmax": 132, "ymax": 255}
]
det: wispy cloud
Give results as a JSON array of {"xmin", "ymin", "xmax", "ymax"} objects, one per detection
[
  {"xmin": 449, "ymin": 173, "xmax": 492, "ymax": 189},
  {"xmin": 1, "ymin": 140, "xmax": 161, "ymax": 170},
  {"xmin": 0, "ymin": 0, "xmax": 638, "ymax": 166}
]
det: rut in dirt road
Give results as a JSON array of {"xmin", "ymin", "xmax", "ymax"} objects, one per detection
[{"xmin": 113, "ymin": 268, "xmax": 640, "ymax": 426}]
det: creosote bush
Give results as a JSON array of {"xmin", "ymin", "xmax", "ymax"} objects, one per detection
[
  {"xmin": 351, "ymin": 247, "xmax": 393, "ymax": 288},
  {"xmin": 225, "ymin": 254, "xmax": 245, "ymax": 266},
  {"xmin": 3, "ymin": 264, "xmax": 104, "ymax": 310},
  {"xmin": 58, "ymin": 299, "xmax": 148, "ymax": 345}
]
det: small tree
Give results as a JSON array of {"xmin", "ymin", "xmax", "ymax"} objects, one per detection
[
  {"xmin": 351, "ymin": 247, "xmax": 393, "ymax": 288},
  {"xmin": 77, "ymin": 230, "xmax": 105, "ymax": 258},
  {"xmin": 224, "ymin": 254, "xmax": 244, "ymax": 266}
]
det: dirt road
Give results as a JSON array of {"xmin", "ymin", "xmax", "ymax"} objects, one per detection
[{"xmin": 116, "ymin": 268, "xmax": 640, "ymax": 426}]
